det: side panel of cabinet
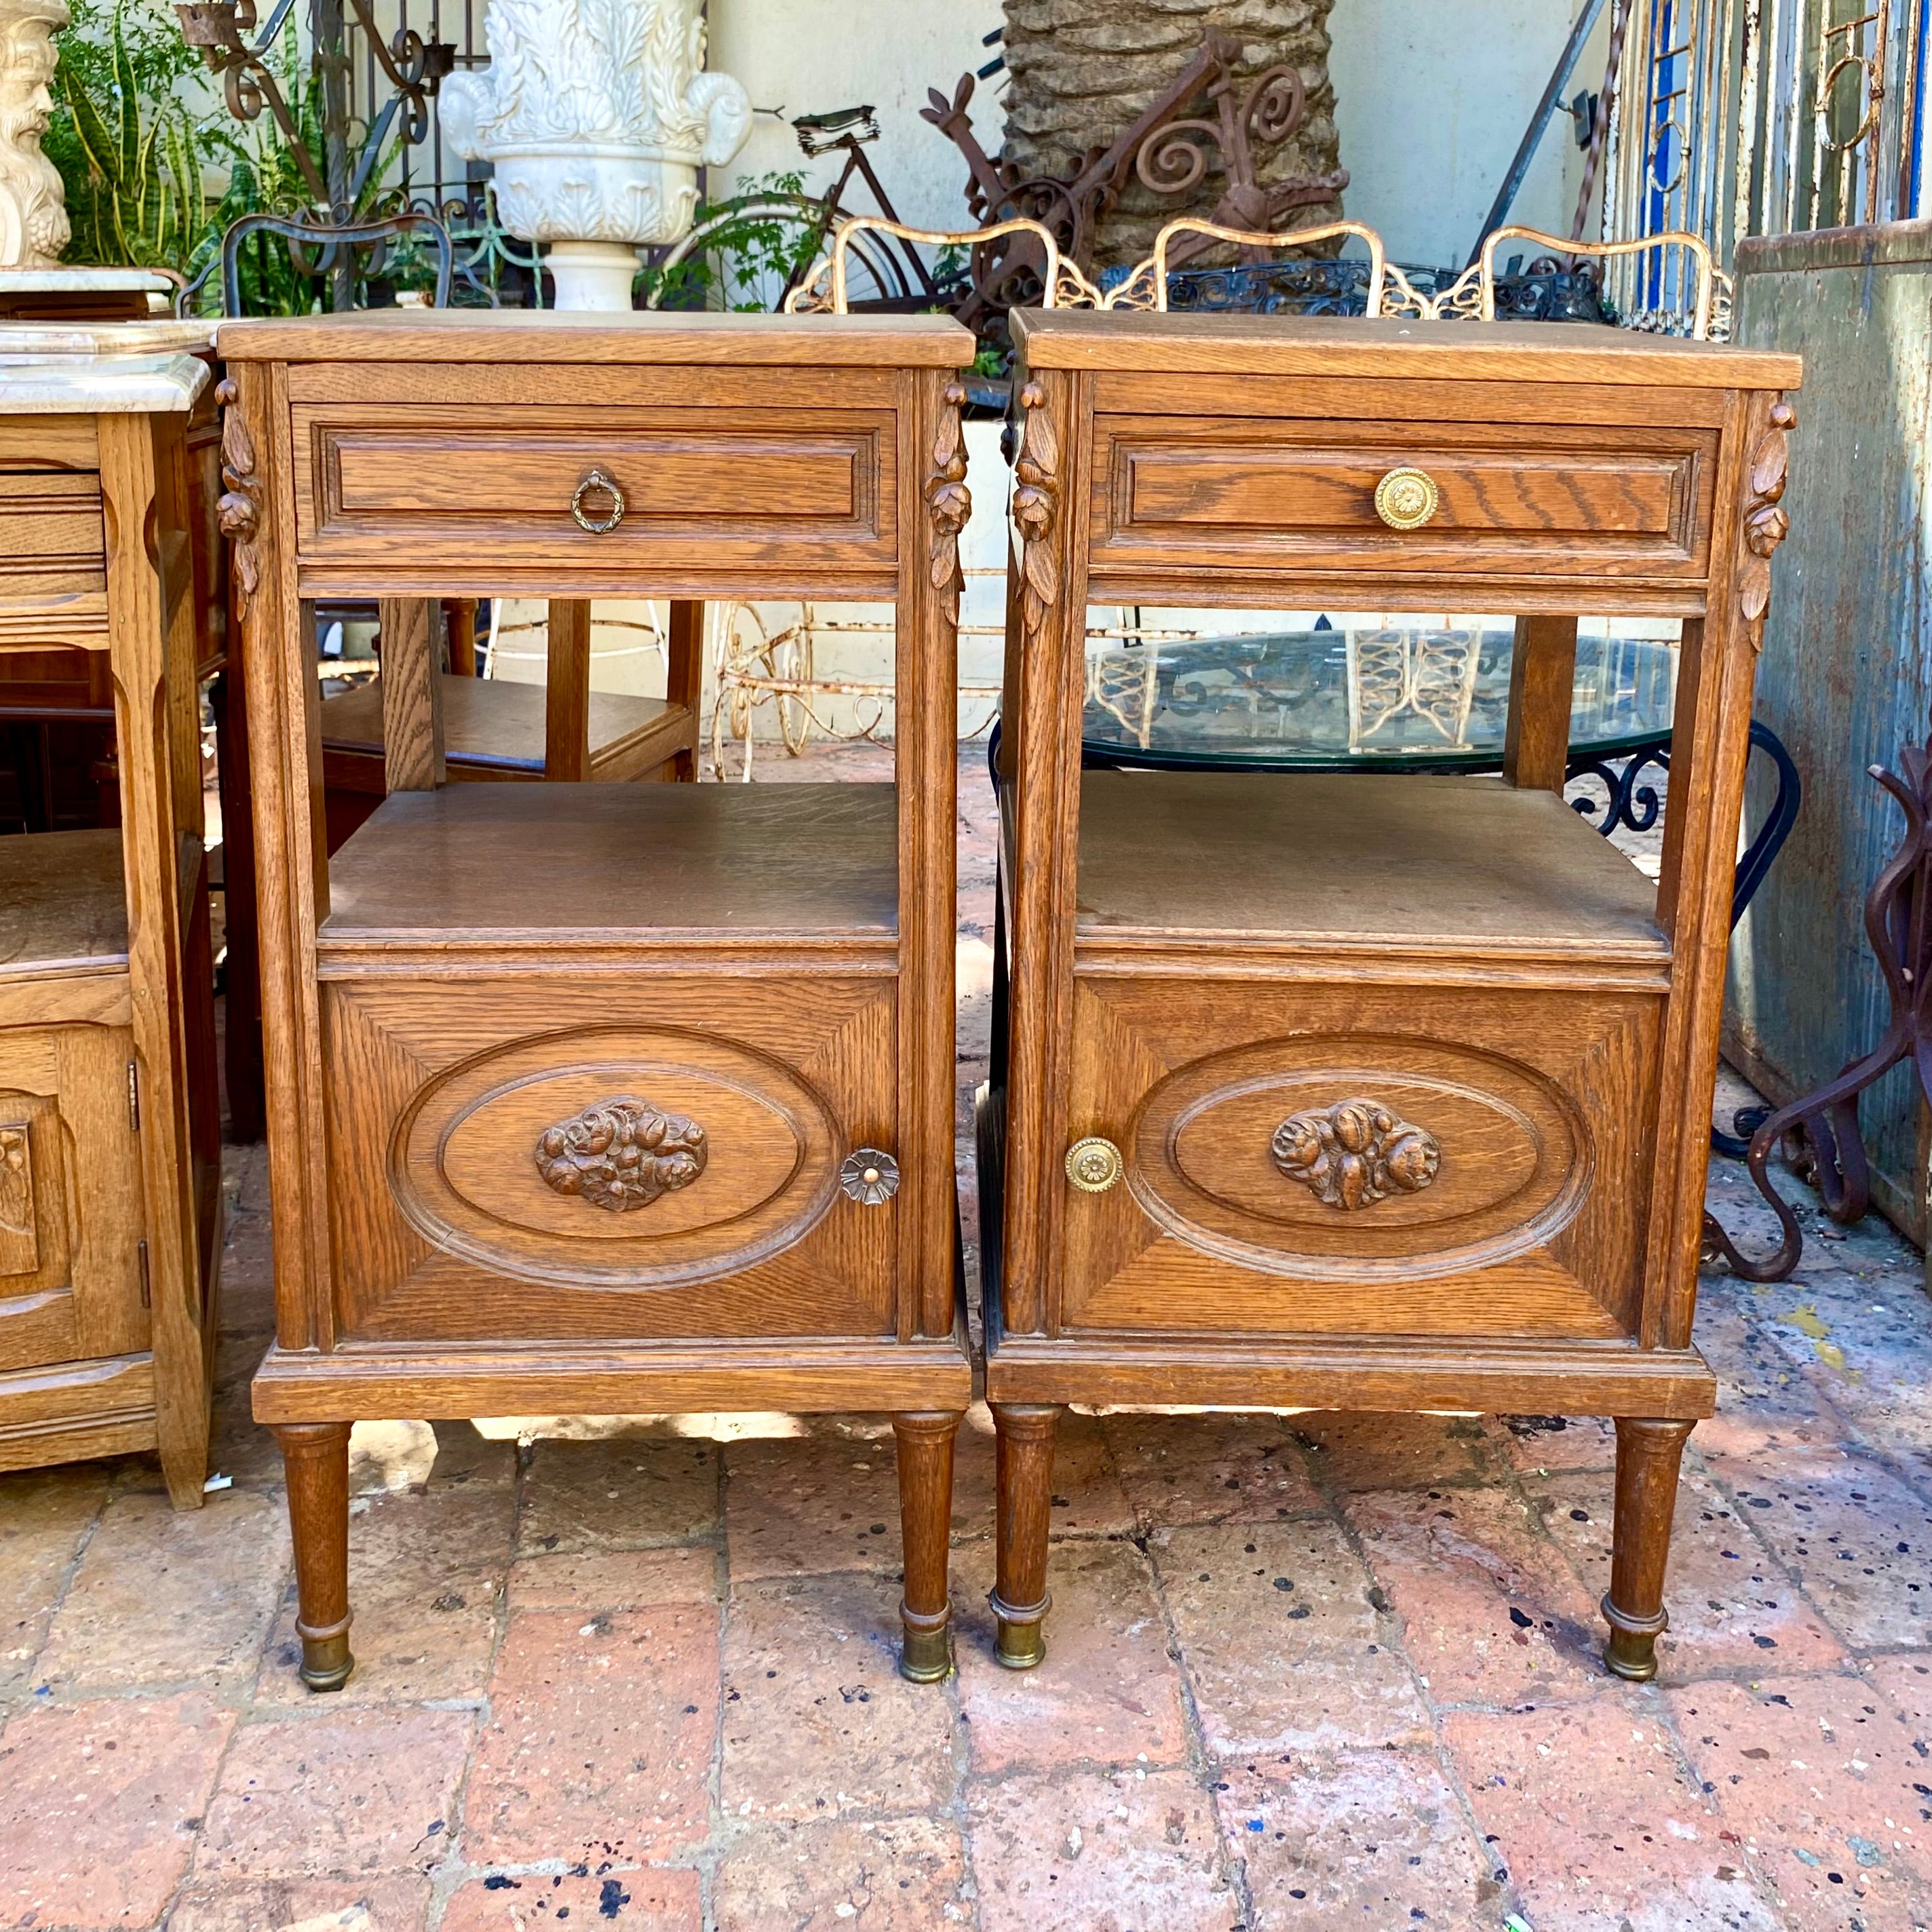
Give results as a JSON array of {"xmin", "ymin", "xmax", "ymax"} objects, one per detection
[
  {"xmin": 322, "ymin": 974, "xmax": 899, "ymax": 1342},
  {"xmin": 0, "ymin": 1020, "xmax": 149, "ymax": 1371},
  {"xmin": 1059, "ymin": 974, "xmax": 1661, "ymax": 1341}
]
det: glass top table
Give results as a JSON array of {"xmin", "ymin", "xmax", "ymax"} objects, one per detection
[{"xmin": 1080, "ymin": 627, "xmax": 1677, "ymax": 771}]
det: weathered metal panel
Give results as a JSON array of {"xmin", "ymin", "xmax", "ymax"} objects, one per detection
[{"xmin": 1731, "ymin": 220, "xmax": 1932, "ymax": 1243}]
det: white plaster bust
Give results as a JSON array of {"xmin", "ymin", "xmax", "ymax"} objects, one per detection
[
  {"xmin": 0, "ymin": 0, "xmax": 71, "ymax": 269},
  {"xmin": 442, "ymin": 0, "xmax": 750, "ymax": 309}
]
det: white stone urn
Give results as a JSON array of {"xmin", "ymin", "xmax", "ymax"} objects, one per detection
[
  {"xmin": 441, "ymin": 0, "xmax": 751, "ymax": 311},
  {"xmin": 0, "ymin": 0, "xmax": 71, "ymax": 269}
]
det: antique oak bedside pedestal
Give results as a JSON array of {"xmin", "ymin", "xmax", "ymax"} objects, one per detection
[
  {"xmin": 220, "ymin": 309, "xmax": 975, "ymax": 1688},
  {"xmin": 982, "ymin": 302, "xmax": 1800, "ymax": 1680},
  {"xmin": 0, "ymin": 330, "xmax": 225, "ymax": 1502}
]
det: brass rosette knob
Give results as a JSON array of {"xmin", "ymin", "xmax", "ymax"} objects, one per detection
[
  {"xmin": 571, "ymin": 467, "xmax": 625, "ymax": 534},
  {"xmin": 1064, "ymin": 1136, "xmax": 1123, "ymax": 1193},
  {"xmin": 1373, "ymin": 466, "xmax": 1440, "ymax": 531}
]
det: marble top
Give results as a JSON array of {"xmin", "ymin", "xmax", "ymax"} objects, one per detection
[
  {"xmin": 0, "ymin": 267, "xmax": 174, "ymax": 292},
  {"xmin": 0, "ymin": 319, "xmax": 214, "ymax": 413}
]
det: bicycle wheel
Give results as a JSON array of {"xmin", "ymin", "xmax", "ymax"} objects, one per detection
[{"xmin": 646, "ymin": 196, "xmax": 911, "ymax": 312}]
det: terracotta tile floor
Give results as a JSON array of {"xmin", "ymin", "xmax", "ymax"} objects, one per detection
[{"xmin": 5, "ymin": 746, "xmax": 1932, "ymax": 1931}]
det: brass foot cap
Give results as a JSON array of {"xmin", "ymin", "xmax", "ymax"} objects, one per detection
[
  {"xmin": 899, "ymin": 1623, "xmax": 954, "ymax": 1683},
  {"xmin": 298, "ymin": 1632, "xmax": 353, "ymax": 1693},
  {"xmin": 994, "ymin": 1622, "xmax": 1045, "ymax": 1671},
  {"xmin": 1601, "ymin": 1593, "xmax": 1666, "ymax": 1681},
  {"xmin": 299, "ymin": 1650, "xmax": 353, "ymax": 1693},
  {"xmin": 1602, "ymin": 1633, "xmax": 1660, "ymax": 1682}
]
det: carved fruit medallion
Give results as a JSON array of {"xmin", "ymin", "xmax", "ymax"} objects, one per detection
[
  {"xmin": 535, "ymin": 1096, "xmax": 708, "ymax": 1212},
  {"xmin": 1270, "ymin": 1097, "xmax": 1440, "ymax": 1210}
]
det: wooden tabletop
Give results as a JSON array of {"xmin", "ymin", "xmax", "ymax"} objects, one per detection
[
  {"xmin": 1013, "ymin": 308, "xmax": 1802, "ymax": 389},
  {"xmin": 217, "ymin": 308, "xmax": 978, "ymax": 368}
]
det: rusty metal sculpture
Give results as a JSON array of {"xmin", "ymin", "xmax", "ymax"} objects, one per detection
[
  {"xmin": 1705, "ymin": 718, "xmax": 1932, "ymax": 1283},
  {"xmin": 921, "ymin": 28, "xmax": 1346, "ymax": 340}
]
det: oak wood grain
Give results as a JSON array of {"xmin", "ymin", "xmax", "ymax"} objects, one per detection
[
  {"xmin": 1075, "ymin": 772, "xmax": 1665, "ymax": 953},
  {"xmin": 232, "ymin": 362, "xmax": 337, "ymax": 1354},
  {"xmin": 318, "ymin": 783, "xmax": 899, "ymax": 943},
  {"xmin": 664, "ymin": 600, "xmax": 703, "ymax": 781},
  {"xmin": 238, "ymin": 322, "xmax": 974, "ymax": 1665},
  {"xmin": 220, "ymin": 307, "xmax": 975, "ymax": 367},
  {"xmin": 543, "ymin": 599, "xmax": 591, "ymax": 781},
  {"xmin": 1089, "ymin": 370, "xmax": 1731, "ymax": 429},
  {"xmin": 1013, "ymin": 307, "xmax": 1803, "ymax": 389},
  {"xmin": 286, "ymin": 364, "xmax": 903, "ymax": 412},
  {"xmin": 290, "ymin": 404, "xmax": 898, "ymax": 594},
  {"xmin": 319, "ymin": 673, "xmax": 693, "ymax": 793},
  {"xmin": 0, "ymin": 829, "xmax": 128, "ymax": 974},
  {"xmin": 98, "ymin": 409, "xmax": 216, "ymax": 1509},
  {"xmin": 376, "ymin": 598, "xmax": 444, "ymax": 792},
  {"xmin": 1603, "ymin": 1415, "xmax": 1697, "ymax": 1678},
  {"xmin": 250, "ymin": 1334, "xmax": 972, "ymax": 1420},
  {"xmin": 1090, "ymin": 414, "xmax": 1714, "ymax": 587},
  {"xmin": 984, "ymin": 1334, "xmax": 1716, "ymax": 1416},
  {"xmin": 1503, "ymin": 615, "xmax": 1581, "ymax": 794},
  {"xmin": 990, "ymin": 315, "xmax": 1794, "ymax": 1665},
  {"xmin": 0, "ymin": 1351, "xmax": 156, "ymax": 1473}
]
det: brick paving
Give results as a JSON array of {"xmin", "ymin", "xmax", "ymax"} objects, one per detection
[{"xmin": 3, "ymin": 747, "xmax": 1932, "ymax": 1929}]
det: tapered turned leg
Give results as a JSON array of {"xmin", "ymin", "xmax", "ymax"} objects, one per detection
[
  {"xmin": 1602, "ymin": 1416, "xmax": 1695, "ymax": 1682},
  {"xmin": 893, "ymin": 1412, "xmax": 961, "ymax": 1683},
  {"xmin": 274, "ymin": 1421, "xmax": 353, "ymax": 1692},
  {"xmin": 990, "ymin": 1404, "xmax": 1059, "ymax": 1669}
]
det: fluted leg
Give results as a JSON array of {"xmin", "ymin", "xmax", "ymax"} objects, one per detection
[
  {"xmin": 990, "ymin": 1403, "xmax": 1059, "ymax": 1669},
  {"xmin": 1602, "ymin": 1416, "xmax": 1695, "ymax": 1682},
  {"xmin": 274, "ymin": 1421, "xmax": 353, "ymax": 1691},
  {"xmin": 893, "ymin": 1411, "xmax": 961, "ymax": 1682}
]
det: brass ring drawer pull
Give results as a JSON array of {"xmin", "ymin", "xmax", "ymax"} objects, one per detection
[
  {"xmin": 571, "ymin": 467, "xmax": 625, "ymax": 535},
  {"xmin": 1373, "ymin": 466, "xmax": 1440, "ymax": 531},
  {"xmin": 1065, "ymin": 1136, "xmax": 1123, "ymax": 1193}
]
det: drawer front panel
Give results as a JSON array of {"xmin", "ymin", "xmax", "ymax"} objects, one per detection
[
  {"xmin": 325, "ymin": 976, "xmax": 898, "ymax": 1340},
  {"xmin": 1062, "ymin": 977, "xmax": 1661, "ymax": 1341},
  {"xmin": 0, "ymin": 472, "xmax": 107, "ymax": 630},
  {"xmin": 294, "ymin": 404, "xmax": 895, "ymax": 583},
  {"xmin": 1089, "ymin": 415, "xmax": 1714, "ymax": 585}
]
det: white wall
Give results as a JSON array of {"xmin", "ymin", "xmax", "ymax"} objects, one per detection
[
  {"xmin": 707, "ymin": 0, "xmax": 1005, "ymax": 235},
  {"xmin": 1329, "ymin": 0, "xmax": 1609, "ymax": 269},
  {"xmin": 706, "ymin": 0, "xmax": 1609, "ymax": 274}
]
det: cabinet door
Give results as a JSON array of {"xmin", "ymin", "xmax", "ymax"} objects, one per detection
[
  {"xmin": 1060, "ymin": 975, "xmax": 1662, "ymax": 1344},
  {"xmin": 323, "ymin": 974, "xmax": 900, "ymax": 1343},
  {"xmin": 0, "ymin": 1022, "xmax": 148, "ymax": 1371}
]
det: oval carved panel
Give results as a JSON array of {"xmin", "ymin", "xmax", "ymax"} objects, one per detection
[
  {"xmin": 1129, "ymin": 1034, "xmax": 1591, "ymax": 1281},
  {"xmin": 391, "ymin": 1025, "xmax": 841, "ymax": 1288}
]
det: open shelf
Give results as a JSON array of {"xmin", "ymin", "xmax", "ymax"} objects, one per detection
[
  {"xmin": 319, "ymin": 781, "xmax": 899, "ymax": 949},
  {"xmin": 319, "ymin": 674, "xmax": 693, "ymax": 784},
  {"xmin": 1075, "ymin": 771, "xmax": 1668, "ymax": 957},
  {"xmin": 0, "ymin": 829, "xmax": 127, "ymax": 983}
]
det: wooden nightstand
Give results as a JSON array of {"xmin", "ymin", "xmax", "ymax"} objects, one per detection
[
  {"xmin": 983, "ymin": 306, "xmax": 1800, "ymax": 1680},
  {"xmin": 0, "ymin": 331, "xmax": 225, "ymax": 1503},
  {"xmin": 219, "ymin": 309, "xmax": 975, "ymax": 1688}
]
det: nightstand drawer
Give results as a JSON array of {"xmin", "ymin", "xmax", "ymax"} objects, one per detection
[
  {"xmin": 322, "ymin": 974, "xmax": 900, "ymax": 1342},
  {"xmin": 1060, "ymin": 974, "xmax": 1663, "ymax": 1343},
  {"xmin": 0, "ymin": 471, "xmax": 108, "ymax": 646},
  {"xmin": 1089, "ymin": 413, "xmax": 1716, "ymax": 587},
  {"xmin": 291, "ymin": 402, "xmax": 896, "ymax": 590}
]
